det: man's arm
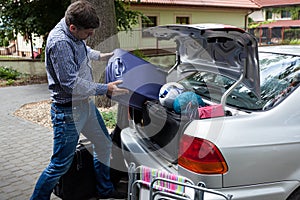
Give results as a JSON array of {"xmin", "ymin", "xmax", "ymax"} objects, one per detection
[
  {"xmin": 86, "ymin": 46, "xmax": 113, "ymax": 61},
  {"xmin": 50, "ymin": 41, "xmax": 127, "ymax": 97},
  {"xmin": 50, "ymin": 40, "xmax": 108, "ymax": 96}
]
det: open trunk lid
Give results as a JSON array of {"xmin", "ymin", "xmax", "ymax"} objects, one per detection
[{"xmin": 146, "ymin": 24, "xmax": 260, "ymax": 105}]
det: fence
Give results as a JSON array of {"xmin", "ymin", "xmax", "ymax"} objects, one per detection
[
  {"xmin": 248, "ymin": 27, "xmax": 300, "ymax": 45},
  {"xmin": 0, "ymin": 43, "xmax": 16, "ymax": 56}
]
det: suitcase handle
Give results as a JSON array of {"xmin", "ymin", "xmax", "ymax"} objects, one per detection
[
  {"xmin": 75, "ymin": 149, "xmax": 83, "ymax": 170},
  {"xmin": 75, "ymin": 139, "xmax": 90, "ymax": 170}
]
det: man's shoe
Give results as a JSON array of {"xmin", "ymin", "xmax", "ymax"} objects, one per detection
[{"xmin": 96, "ymin": 190, "xmax": 127, "ymax": 199}]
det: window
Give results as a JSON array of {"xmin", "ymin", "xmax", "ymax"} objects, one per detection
[
  {"xmin": 178, "ymin": 52, "xmax": 300, "ymax": 111},
  {"xmin": 176, "ymin": 16, "xmax": 190, "ymax": 24},
  {"xmin": 265, "ymin": 11, "xmax": 272, "ymax": 20},
  {"xmin": 281, "ymin": 10, "xmax": 291, "ymax": 18},
  {"xmin": 142, "ymin": 16, "xmax": 157, "ymax": 37}
]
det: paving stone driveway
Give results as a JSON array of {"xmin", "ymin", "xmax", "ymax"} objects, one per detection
[{"xmin": 0, "ymin": 84, "xmax": 60, "ymax": 200}]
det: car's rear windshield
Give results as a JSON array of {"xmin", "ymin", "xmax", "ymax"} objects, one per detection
[{"xmin": 178, "ymin": 52, "xmax": 300, "ymax": 111}]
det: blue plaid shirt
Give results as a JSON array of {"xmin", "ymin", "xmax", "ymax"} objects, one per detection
[{"xmin": 46, "ymin": 18, "xmax": 108, "ymax": 104}]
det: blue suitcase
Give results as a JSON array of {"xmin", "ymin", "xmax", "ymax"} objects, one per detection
[{"xmin": 105, "ymin": 48, "xmax": 166, "ymax": 110}]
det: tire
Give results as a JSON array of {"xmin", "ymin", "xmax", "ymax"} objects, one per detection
[{"xmin": 287, "ymin": 187, "xmax": 300, "ymax": 200}]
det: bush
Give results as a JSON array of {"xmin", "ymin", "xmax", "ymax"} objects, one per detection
[
  {"xmin": 289, "ymin": 39, "xmax": 300, "ymax": 45},
  {"xmin": 6, "ymin": 79, "xmax": 15, "ymax": 85},
  {"xmin": 132, "ymin": 49, "xmax": 149, "ymax": 61},
  {"xmin": 281, "ymin": 39, "xmax": 300, "ymax": 45},
  {"xmin": 284, "ymin": 29, "xmax": 300, "ymax": 40},
  {"xmin": 101, "ymin": 111, "xmax": 117, "ymax": 129},
  {"xmin": 0, "ymin": 66, "xmax": 21, "ymax": 80}
]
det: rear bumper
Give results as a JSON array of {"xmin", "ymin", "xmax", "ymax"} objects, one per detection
[
  {"xmin": 121, "ymin": 127, "xmax": 177, "ymax": 174},
  {"xmin": 202, "ymin": 181, "xmax": 299, "ymax": 200},
  {"xmin": 121, "ymin": 127, "xmax": 299, "ymax": 200}
]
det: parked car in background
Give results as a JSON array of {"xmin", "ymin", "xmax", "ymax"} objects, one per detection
[{"xmin": 114, "ymin": 24, "xmax": 300, "ymax": 200}]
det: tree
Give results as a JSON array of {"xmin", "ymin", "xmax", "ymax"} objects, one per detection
[
  {"xmin": 115, "ymin": 0, "xmax": 146, "ymax": 32},
  {"xmin": 269, "ymin": 7, "xmax": 300, "ymax": 20},
  {"xmin": 85, "ymin": 0, "xmax": 119, "ymax": 51},
  {"xmin": 72, "ymin": 0, "xmax": 119, "ymax": 107},
  {"xmin": 70, "ymin": 0, "xmax": 144, "ymax": 107},
  {"xmin": 0, "ymin": 27, "xmax": 14, "ymax": 47},
  {"xmin": 0, "ymin": 0, "xmax": 70, "ymax": 58},
  {"xmin": 0, "ymin": 0, "xmax": 143, "ymax": 58}
]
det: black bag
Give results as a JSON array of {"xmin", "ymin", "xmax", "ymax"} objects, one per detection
[
  {"xmin": 53, "ymin": 139, "xmax": 97, "ymax": 200},
  {"xmin": 135, "ymin": 101, "xmax": 191, "ymax": 162}
]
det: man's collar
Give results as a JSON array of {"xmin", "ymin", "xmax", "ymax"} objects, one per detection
[{"xmin": 61, "ymin": 18, "xmax": 80, "ymax": 42}]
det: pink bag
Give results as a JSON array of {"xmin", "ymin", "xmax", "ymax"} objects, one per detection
[{"xmin": 198, "ymin": 104, "xmax": 224, "ymax": 119}]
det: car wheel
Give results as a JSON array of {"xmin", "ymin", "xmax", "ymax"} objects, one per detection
[{"xmin": 287, "ymin": 187, "xmax": 300, "ymax": 200}]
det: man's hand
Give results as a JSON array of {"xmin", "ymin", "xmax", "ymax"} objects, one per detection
[
  {"xmin": 106, "ymin": 80, "xmax": 129, "ymax": 97},
  {"xmin": 100, "ymin": 52, "xmax": 114, "ymax": 61}
]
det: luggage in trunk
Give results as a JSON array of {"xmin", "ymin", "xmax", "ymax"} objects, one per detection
[
  {"xmin": 134, "ymin": 101, "xmax": 192, "ymax": 162},
  {"xmin": 105, "ymin": 48, "xmax": 166, "ymax": 110},
  {"xmin": 53, "ymin": 140, "xmax": 97, "ymax": 200},
  {"xmin": 133, "ymin": 97, "xmax": 226, "ymax": 162}
]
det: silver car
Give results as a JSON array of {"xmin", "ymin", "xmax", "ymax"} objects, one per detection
[{"xmin": 118, "ymin": 24, "xmax": 300, "ymax": 200}]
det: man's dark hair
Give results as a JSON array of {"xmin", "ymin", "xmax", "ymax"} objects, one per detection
[{"xmin": 65, "ymin": 1, "xmax": 100, "ymax": 29}]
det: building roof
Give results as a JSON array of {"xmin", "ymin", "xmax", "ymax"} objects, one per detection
[
  {"xmin": 253, "ymin": 0, "xmax": 300, "ymax": 7},
  {"xmin": 259, "ymin": 20, "xmax": 300, "ymax": 28},
  {"xmin": 130, "ymin": 0, "xmax": 300, "ymax": 9},
  {"xmin": 131, "ymin": 0, "xmax": 260, "ymax": 9}
]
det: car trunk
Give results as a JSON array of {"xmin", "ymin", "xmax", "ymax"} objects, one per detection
[{"xmin": 122, "ymin": 24, "xmax": 260, "ymax": 162}]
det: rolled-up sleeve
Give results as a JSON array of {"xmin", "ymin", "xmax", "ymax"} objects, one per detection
[{"xmin": 87, "ymin": 46, "xmax": 100, "ymax": 61}]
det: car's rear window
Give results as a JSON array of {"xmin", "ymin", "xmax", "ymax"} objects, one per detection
[{"xmin": 178, "ymin": 52, "xmax": 300, "ymax": 111}]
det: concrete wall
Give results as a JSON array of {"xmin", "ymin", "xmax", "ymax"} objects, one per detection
[
  {"xmin": 0, "ymin": 60, "xmax": 46, "ymax": 76},
  {"xmin": 0, "ymin": 54, "xmax": 175, "ymax": 77}
]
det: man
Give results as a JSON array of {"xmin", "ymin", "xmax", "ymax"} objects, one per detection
[{"xmin": 30, "ymin": 1, "xmax": 128, "ymax": 199}]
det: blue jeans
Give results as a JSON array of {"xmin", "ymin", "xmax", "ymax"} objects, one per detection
[{"xmin": 30, "ymin": 100, "xmax": 114, "ymax": 200}]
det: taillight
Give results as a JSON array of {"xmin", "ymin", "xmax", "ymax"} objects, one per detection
[{"xmin": 178, "ymin": 135, "xmax": 228, "ymax": 174}]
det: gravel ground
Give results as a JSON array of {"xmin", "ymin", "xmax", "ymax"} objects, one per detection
[
  {"xmin": 14, "ymin": 100, "xmax": 53, "ymax": 129},
  {"xmin": 3, "ymin": 77, "xmax": 117, "ymax": 131},
  {"xmin": 13, "ymin": 99, "xmax": 116, "ymax": 132}
]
